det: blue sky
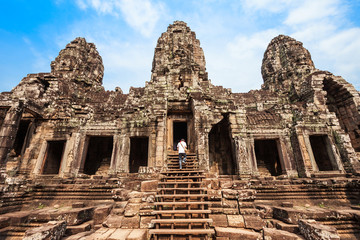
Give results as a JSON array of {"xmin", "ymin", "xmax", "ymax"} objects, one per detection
[{"xmin": 1, "ymin": 0, "xmax": 360, "ymax": 93}]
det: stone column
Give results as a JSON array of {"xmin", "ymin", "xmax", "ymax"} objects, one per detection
[
  {"xmin": 0, "ymin": 103, "xmax": 23, "ymax": 174},
  {"xmin": 278, "ymin": 137, "xmax": 298, "ymax": 177},
  {"xmin": 59, "ymin": 133, "xmax": 79, "ymax": 177},
  {"xmin": 297, "ymin": 132, "xmax": 314, "ymax": 177},
  {"xmin": 116, "ymin": 134, "xmax": 129, "ymax": 173},
  {"xmin": 235, "ymin": 136, "xmax": 253, "ymax": 177},
  {"xmin": 109, "ymin": 134, "xmax": 121, "ymax": 174},
  {"xmin": 155, "ymin": 117, "xmax": 166, "ymax": 169}
]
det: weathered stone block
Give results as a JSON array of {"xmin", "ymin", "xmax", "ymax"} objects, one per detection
[
  {"xmin": 222, "ymin": 199, "xmax": 238, "ymax": 209},
  {"xmin": 65, "ymin": 221, "xmax": 92, "ymax": 235},
  {"xmin": 107, "ymin": 229, "xmax": 132, "ymax": 240},
  {"xmin": 92, "ymin": 228, "xmax": 121, "ymax": 240},
  {"xmin": 24, "ymin": 221, "xmax": 66, "ymax": 240},
  {"xmin": 72, "ymin": 202, "xmax": 85, "ymax": 208},
  {"xmin": 208, "ymin": 189, "xmax": 222, "ymax": 200},
  {"xmin": 273, "ymin": 219, "xmax": 299, "ymax": 233},
  {"xmin": 124, "ymin": 203, "xmax": 140, "ymax": 217},
  {"xmin": 227, "ymin": 215, "xmax": 245, "ymax": 228},
  {"xmin": 223, "ymin": 208, "xmax": 239, "ymax": 215},
  {"xmin": 93, "ymin": 204, "xmax": 114, "ymax": 225},
  {"xmin": 256, "ymin": 204, "xmax": 273, "ymax": 219},
  {"xmin": 238, "ymin": 189, "xmax": 256, "ymax": 201},
  {"xmin": 281, "ymin": 202, "xmax": 294, "ymax": 208},
  {"xmin": 121, "ymin": 215, "xmax": 140, "ymax": 229},
  {"xmin": 140, "ymin": 216, "xmax": 155, "ymax": 229},
  {"xmin": 35, "ymin": 207, "xmax": 94, "ymax": 226},
  {"xmin": 126, "ymin": 229, "xmax": 147, "ymax": 240},
  {"xmin": 0, "ymin": 216, "xmax": 10, "ymax": 229},
  {"xmin": 62, "ymin": 230, "xmax": 94, "ymax": 240},
  {"xmin": 202, "ymin": 178, "xmax": 220, "ymax": 189},
  {"xmin": 140, "ymin": 180, "xmax": 158, "ymax": 192},
  {"xmin": 103, "ymin": 215, "xmax": 123, "ymax": 228},
  {"xmin": 298, "ymin": 219, "xmax": 340, "ymax": 240},
  {"xmin": 222, "ymin": 189, "xmax": 238, "ymax": 199},
  {"xmin": 210, "ymin": 214, "xmax": 228, "ymax": 227},
  {"xmin": 141, "ymin": 192, "xmax": 156, "ymax": 203},
  {"xmin": 263, "ymin": 227, "xmax": 303, "ymax": 240},
  {"xmin": 5, "ymin": 211, "xmax": 30, "ymax": 225},
  {"xmin": 244, "ymin": 215, "xmax": 266, "ymax": 231},
  {"xmin": 215, "ymin": 227, "xmax": 261, "ymax": 239},
  {"xmin": 112, "ymin": 189, "xmax": 131, "ymax": 201}
]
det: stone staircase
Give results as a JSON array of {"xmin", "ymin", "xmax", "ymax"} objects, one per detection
[
  {"xmin": 252, "ymin": 178, "xmax": 360, "ymax": 201},
  {"xmin": 150, "ymin": 153, "xmax": 214, "ymax": 240},
  {"xmin": 318, "ymin": 219, "xmax": 360, "ymax": 240},
  {"xmin": 27, "ymin": 177, "xmax": 117, "ymax": 203},
  {"xmin": 0, "ymin": 221, "xmax": 45, "ymax": 240}
]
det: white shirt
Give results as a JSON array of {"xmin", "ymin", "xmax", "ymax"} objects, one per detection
[{"xmin": 177, "ymin": 141, "xmax": 187, "ymax": 153}]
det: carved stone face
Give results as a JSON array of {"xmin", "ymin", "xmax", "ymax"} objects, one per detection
[
  {"xmin": 261, "ymin": 35, "xmax": 315, "ymax": 92},
  {"xmin": 51, "ymin": 38, "xmax": 104, "ymax": 86}
]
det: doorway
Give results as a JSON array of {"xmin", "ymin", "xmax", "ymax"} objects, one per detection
[
  {"xmin": 83, "ymin": 136, "xmax": 113, "ymax": 175},
  {"xmin": 42, "ymin": 140, "xmax": 66, "ymax": 174},
  {"xmin": 13, "ymin": 120, "xmax": 31, "ymax": 157},
  {"xmin": 173, "ymin": 122, "xmax": 187, "ymax": 151},
  {"xmin": 254, "ymin": 139, "xmax": 282, "ymax": 176},
  {"xmin": 208, "ymin": 116, "xmax": 236, "ymax": 175},
  {"xmin": 129, "ymin": 137, "xmax": 149, "ymax": 173},
  {"xmin": 309, "ymin": 135, "xmax": 336, "ymax": 171}
]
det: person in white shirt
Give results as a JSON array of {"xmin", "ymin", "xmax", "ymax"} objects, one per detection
[{"xmin": 177, "ymin": 139, "xmax": 187, "ymax": 169}]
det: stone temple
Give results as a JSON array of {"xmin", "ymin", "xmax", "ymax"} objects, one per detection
[{"xmin": 0, "ymin": 21, "xmax": 359, "ymax": 239}]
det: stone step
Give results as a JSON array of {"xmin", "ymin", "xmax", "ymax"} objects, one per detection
[
  {"xmin": 161, "ymin": 176, "xmax": 205, "ymax": 180},
  {"xmin": 158, "ymin": 181, "xmax": 202, "ymax": 185},
  {"xmin": 157, "ymin": 187, "xmax": 206, "ymax": 191},
  {"xmin": 152, "ymin": 209, "xmax": 211, "ymax": 215},
  {"xmin": 32, "ymin": 196, "xmax": 114, "ymax": 200},
  {"xmin": 156, "ymin": 194, "xmax": 207, "ymax": 199},
  {"xmin": 154, "ymin": 201, "xmax": 210, "ymax": 206},
  {"xmin": 149, "ymin": 229, "xmax": 214, "ymax": 235},
  {"xmin": 161, "ymin": 170, "xmax": 204, "ymax": 174},
  {"xmin": 151, "ymin": 219, "xmax": 213, "ymax": 224}
]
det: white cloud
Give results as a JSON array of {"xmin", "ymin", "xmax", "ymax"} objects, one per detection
[
  {"xmin": 118, "ymin": 0, "xmax": 164, "ymax": 37},
  {"xmin": 65, "ymin": 0, "xmax": 360, "ymax": 93},
  {"xmin": 75, "ymin": 0, "xmax": 164, "ymax": 37},
  {"xmin": 285, "ymin": 0, "xmax": 342, "ymax": 26},
  {"xmin": 204, "ymin": 29, "xmax": 283, "ymax": 92},
  {"xmin": 242, "ymin": 0, "xmax": 292, "ymax": 13}
]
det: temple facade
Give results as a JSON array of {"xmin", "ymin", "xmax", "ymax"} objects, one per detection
[{"xmin": 0, "ymin": 21, "xmax": 359, "ymax": 180}]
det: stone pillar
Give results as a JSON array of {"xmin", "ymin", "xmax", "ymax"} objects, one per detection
[
  {"xmin": 235, "ymin": 136, "xmax": 253, "ymax": 177},
  {"xmin": 297, "ymin": 132, "xmax": 314, "ymax": 177},
  {"xmin": 73, "ymin": 133, "xmax": 87, "ymax": 175},
  {"xmin": 116, "ymin": 134, "xmax": 129, "ymax": 173},
  {"xmin": 0, "ymin": 103, "xmax": 23, "ymax": 173},
  {"xmin": 60, "ymin": 133, "xmax": 80, "ymax": 177},
  {"xmin": 109, "ymin": 134, "xmax": 121, "ymax": 174},
  {"xmin": 33, "ymin": 140, "xmax": 47, "ymax": 175},
  {"xmin": 155, "ymin": 117, "xmax": 166, "ymax": 169},
  {"xmin": 278, "ymin": 137, "xmax": 298, "ymax": 177}
]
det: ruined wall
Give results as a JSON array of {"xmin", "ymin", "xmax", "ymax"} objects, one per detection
[{"xmin": 0, "ymin": 21, "xmax": 358, "ymax": 180}]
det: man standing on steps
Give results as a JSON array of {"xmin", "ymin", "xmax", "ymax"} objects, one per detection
[{"xmin": 177, "ymin": 139, "xmax": 187, "ymax": 169}]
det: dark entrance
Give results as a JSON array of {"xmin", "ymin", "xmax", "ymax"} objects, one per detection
[
  {"xmin": 309, "ymin": 135, "xmax": 336, "ymax": 171},
  {"xmin": 323, "ymin": 79, "xmax": 360, "ymax": 152},
  {"xmin": 13, "ymin": 120, "xmax": 31, "ymax": 156},
  {"xmin": 208, "ymin": 116, "xmax": 236, "ymax": 175},
  {"xmin": 173, "ymin": 122, "xmax": 187, "ymax": 150},
  {"xmin": 42, "ymin": 140, "xmax": 66, "ymax": 174},
  {"xmin": 83, "ymin": 136, "xmax": 113, "ymax": 175},
  {"xmin": 254, "ymin": 139, "xmax": 282, "ymax": 176},
  {"xmin": 129, "ymin": 137, "xmax": 149, "ymax": 173}
]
